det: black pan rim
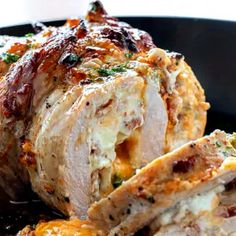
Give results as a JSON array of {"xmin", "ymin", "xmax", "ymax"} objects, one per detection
[{"xmin": 0, "ymin": 16, "xmax": 236, "ymax": 34}]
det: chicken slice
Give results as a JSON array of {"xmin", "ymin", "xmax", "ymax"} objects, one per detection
[
  {"xmin": 88, "ymin": 130, "xmax": 236, "ymax": 235},
  {"xmin": 152, "ymin": 185, "xmax": 236, "ymax": 236}
]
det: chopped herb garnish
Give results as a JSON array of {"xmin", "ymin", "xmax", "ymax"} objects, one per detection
[
  {"xmin": 216, "ymin": 141, "xmax": 221, "ymax": 147},
  {"xmin": 97, "ymin": 68, "xmax": 114, "ymax": 77},
  {"xmin": 0, "ymin": 52, "xmax": 20, "ymax": 64},
  {"xmin": 97, "ymin": 65, "xmax": 126, "ymax": 77},
  {"xmin": 125, "ymin": 52, "xmax": 133, "ymax": 59},
  {"xmin": 25, "ymin": 33, "xmax": 34, "ymax": 37},
  {"xmin": 112, "ymin": 174, "xmax": 123, "ymax": 189},
  {"xmin": 91, "ymin": 4, "xmax": 97, "ymax": 12},
  {"xmin": 112, "ymin": 65, "xmax": 126, "ymax": 73},
  {"xmin": 27, "ymin": 44, "xmax": 33, "ymax": 49}
]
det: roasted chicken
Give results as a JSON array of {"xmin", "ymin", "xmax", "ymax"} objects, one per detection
[{"xmin": 0, "ymin": 0, "xmax": 208, "ymax": 218}]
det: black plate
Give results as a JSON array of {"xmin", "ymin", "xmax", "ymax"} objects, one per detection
[{"xmin": 0, "ymin": 17, "xmax": 236, "ymax": 235}]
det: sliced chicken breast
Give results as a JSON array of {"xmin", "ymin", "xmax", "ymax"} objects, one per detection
[
  {"xmin": 88, "ymin": 130, "xmax": 236, "ymax": 235},
  {"xmin": 152, "ymin": 182, "xmax": 236, "ymax": 236}
]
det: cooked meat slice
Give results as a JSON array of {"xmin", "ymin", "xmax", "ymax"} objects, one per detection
[
  {"xmin": 88, "ymin": 130, "xmax": 236, "ymax": 235},
  {"xmin": 152, "ymin": 186, "xmax": 236, "ymax": 236},
  {"xmin": 27, "ymin": 72, "xmax": 167, "ymax": 217},
  {"xmin": 0, "ymin": 0, "xmax": 208, "ymax": 209}
]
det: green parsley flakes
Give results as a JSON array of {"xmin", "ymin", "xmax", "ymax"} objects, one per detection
[
  {"xmin": 112, "ymin": 65, "xmax": 126, "ymax": 73},
  {"xmin": 215, "ymin": 141, "xmax": 221, "ymax": 147},
  {"xmin": 97, "ymin": 65, "xmax": 126, "ymax": 77},
  {"xmin": 25, "ymin": 33, "xmax": 34, "ymax": 37},
  {"xmin": 97, "ymin": 68, "xmax": 114, "ymax": 77},
  {"xmin": 125, "ymin": 52, "xmax": 133, "ymax": 59},
  {"xmin": 0, "ymin": 53, "xmax": 20, "ymax": 64}
]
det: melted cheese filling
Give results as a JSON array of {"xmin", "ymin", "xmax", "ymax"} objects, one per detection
[
  {"xmin": 89, "ymin": 87, "xmax": 144, "ymax": 199},
  {"xmin": 153, "ymin": 186, "xmax": 236, "ymax": 236},
  {"xmin": 158, "ymin": 185, "xmax": 225, "ymax": 226}
]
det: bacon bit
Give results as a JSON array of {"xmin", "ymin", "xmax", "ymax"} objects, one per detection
[
  {"xmin": 225, "ymin": 178, "xmax": 236, "ymax": 191},
  {"xmin": 124, "ymin": 118, "xmax": 142, "ymax": 130},
  {"xmin": 44, "ymin": 183, "xmax": 55, "ymax": 194},
  {"xmin": 70, "ymin": 68, "xmax": 87, "ymax": 83},
  {"xmin": 172, "ymin": 156, "xmax": 195, "ymax": 173},
  {"xmin": 76, "ymin": 20, "xmax": 87, "ymax": 38},
  {"xmin": 95, "ymin": 99, "xmax": 113, "ymax": 115},
  {"xmin": 8, "ymin": 43, "xmax": 28, "ymax": 55},
  {"xmin": 227, "ymin": 205, "xmax": 236, "ymax": 217},
  {"xmin": 19, "ymin": 152, "xmax": 36, "ymax": 168}
]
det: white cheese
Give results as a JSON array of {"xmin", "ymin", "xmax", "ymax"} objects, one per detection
[
  {"xmin": 89, "ymin": 92, "xmax": 144, "ymax": 172},
  {"xmin": 159, "ymin": 185, "xmax": 225, "ymax": 226},
  {"xmin": 184, "ymin": 185, "xmax": 224, "ymax": 215}
]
